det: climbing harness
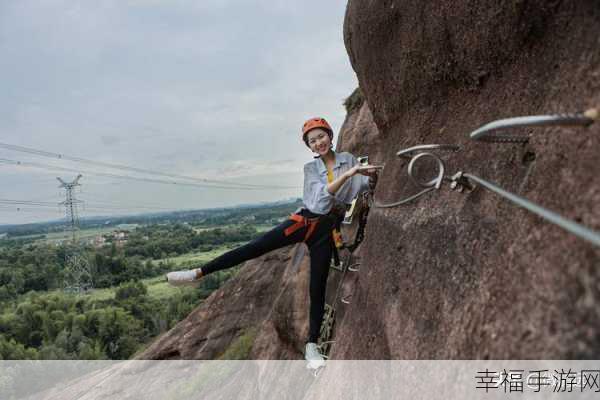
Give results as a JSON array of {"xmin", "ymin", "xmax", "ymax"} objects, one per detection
[
  {"xmin": 284, "ymin": 213, "xmax": 320, "ymax": 242},
  {"xmin": 470, "ymin": 107, "xmax": 598, "ymax": 142},
  {"xmin": 373, "ymin": 144, "xmax": 463, "ymax": 208}
]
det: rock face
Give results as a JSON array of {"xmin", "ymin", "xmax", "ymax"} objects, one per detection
[
  {"xmin": 339, "ymin": 0, "xmax": 600, "ymax": 358},
  {"xmin": 138, "ymin": 246, "xmax": 312, "ymax": 360},
  {"xmin": 337, "ymin": 100, "xmax": 383, "ymax": 164},
  {"xmin": 141, "ymin": 1, "xmax": 600, "ymax": 361}
]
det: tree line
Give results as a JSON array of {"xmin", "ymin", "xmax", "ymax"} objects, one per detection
[
  {"xmin": 0, "ymin": 222, "xmax": 258, "ymax": 359},
  {"xmin": 0, "ymin": 276, "xmax": 235, "ymax": 360},
  {"xmin": 0, "ymin": 223, "xmax": 259, "ymax": 301}
]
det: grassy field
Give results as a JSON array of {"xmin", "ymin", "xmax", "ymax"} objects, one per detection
[
  {"xmin": 14, "ymin": 224, "xmax": 276, "ymax": 303},
  {"xmin": 153, "ymin": 242, "xmax": 246, "ymax": 266},
  {"xmin": 45, "ymin": 227, "xmax": 117, "ymax": 243},
  {"xmin": 255, "ymin": 224, "xmax": 277, "ymax": 233},
  {"xmin": 13, "ymin": 226, "xmax": 122, "ymax": 245},
  {"xmin": 84, "ymin": 274, "xmax": 198, "ymax": 302},
  {"xmin": 192, "ymin": 223, "xmax": 275, "ymax": 233},
  {"xmin": 84, "ymin": 242, "xmax": 242, "ymax": 302}
]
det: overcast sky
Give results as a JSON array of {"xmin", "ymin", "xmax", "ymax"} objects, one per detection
[{"xmin": 0, "ymin": 0, "xmax": 358, "ymax": 225}]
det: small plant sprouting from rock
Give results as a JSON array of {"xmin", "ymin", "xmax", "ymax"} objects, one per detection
[{"xmin": 343, "ymin": 87, "xmax": 364, "ymax": 114}]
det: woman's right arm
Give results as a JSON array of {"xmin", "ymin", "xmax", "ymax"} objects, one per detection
[
  {"xmin": 303, "ymin": 162, "xmax": 377, "ymax": 214},
  {"xmin": 303, "ymin": 163, "xmax": 334, "ymax": 214},
  {"xmin": 326, "ymin": 166, "xmax": 358, "ymax": 195}
]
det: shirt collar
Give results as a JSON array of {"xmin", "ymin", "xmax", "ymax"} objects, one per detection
[{"xmin": 316, "ymin": 151, "xmax": 347, "ymax": 175}]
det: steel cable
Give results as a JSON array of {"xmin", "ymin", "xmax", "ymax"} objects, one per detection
[
  {"xmin": 470, "ymin": 108, "xmax": 598, "ymax": 142},
  {"xmin": 463, "ymin": 173, "xmax": 600, "ymax": 247}
]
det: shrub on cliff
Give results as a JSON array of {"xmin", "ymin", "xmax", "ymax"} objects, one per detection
[{"xmin": 343, "ymin": 87, "xmax": 364, "ymax": 114}]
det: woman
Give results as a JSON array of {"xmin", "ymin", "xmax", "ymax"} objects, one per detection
[{"xmin": 166, "ymin": 117, "xmax": 378, "ymax": 365}]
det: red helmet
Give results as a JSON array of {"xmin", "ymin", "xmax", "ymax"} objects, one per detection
[{"xmin": 301, "ymin": 117, "xmax": 333, "ymax": 142}]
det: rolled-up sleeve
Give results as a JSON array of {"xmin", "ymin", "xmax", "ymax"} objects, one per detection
[{"xmin": 303, "ymin": 163, "xmax": 333, "ymax": 215}]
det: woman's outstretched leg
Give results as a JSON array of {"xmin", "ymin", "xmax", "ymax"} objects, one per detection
[
  {"xmin": 166, "ymin": 218, "xmax": 305, "ymax": 285},
  {"xmin": 201, "ymin": 219, "xmax": 302, "ymax": 275}
]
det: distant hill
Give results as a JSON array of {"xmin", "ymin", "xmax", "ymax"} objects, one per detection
[{"xmin": 0, "ymin": 198, "xmax": 302, "ymax": 238}]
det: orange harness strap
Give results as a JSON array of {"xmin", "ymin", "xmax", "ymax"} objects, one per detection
[{"xmin": 284, "ymin": 214, "xmax": 320, "ymax": 243}]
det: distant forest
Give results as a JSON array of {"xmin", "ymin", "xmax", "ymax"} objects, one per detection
[{"xmin": 0, "ymin": 199, "xmax": 301, "ymax": 360}]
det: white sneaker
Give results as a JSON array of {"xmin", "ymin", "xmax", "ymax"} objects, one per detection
[
  {"xmin": 304, "ymin": 342, "xmax": 325, "ymax": 369},
  {"xmin": 166, "ymin": 269, "xmax": 202, "ymax": 287}
]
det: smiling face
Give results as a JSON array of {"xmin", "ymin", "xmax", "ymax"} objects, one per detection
[{"xmin": 305, "ymin": 128, "xmax": 333, "ymax": 156}]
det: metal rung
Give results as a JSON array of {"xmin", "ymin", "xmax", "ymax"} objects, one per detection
[
  {"xmin": 330, "ymin": 259, "xmax": 344, "ymax": 271},
  {"xmin": 347, "ymin": 263, "xmax": 360, "ymax": 272},
  {"xmin": 342, "ymin": 198, "xmax": 358, "ymax": 224}
]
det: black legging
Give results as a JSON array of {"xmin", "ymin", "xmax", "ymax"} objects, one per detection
[{"xmin": 201, "ymin": 209, "xmax": 336, "ymax": 343}]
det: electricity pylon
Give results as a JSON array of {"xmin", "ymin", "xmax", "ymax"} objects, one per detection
[{"xmin": 58, "ymin": 175, "xmax": 93, "ymax": 293}]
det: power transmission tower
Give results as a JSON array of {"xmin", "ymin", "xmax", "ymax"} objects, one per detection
[{"xmin": 57, "ymin": 174, "xmax": 93, "ymax": 293}]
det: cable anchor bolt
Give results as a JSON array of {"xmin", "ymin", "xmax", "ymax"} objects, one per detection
[{"xmin": 449, "ymin": 171, "xmax": 474, "ymax": 192}]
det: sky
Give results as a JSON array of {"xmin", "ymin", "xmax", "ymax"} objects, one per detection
[{"xmin": 0, "ymin": 0, "xmax": 358, "ymax": 225}]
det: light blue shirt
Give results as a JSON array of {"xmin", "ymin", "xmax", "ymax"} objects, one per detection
[{"xmin": 301, "ymin": 151, "xmax": 370, "ymax": 215}]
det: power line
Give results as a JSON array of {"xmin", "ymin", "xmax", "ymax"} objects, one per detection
[
  {"xmin": 77, "ymin": 198, "xmax": 182, "ymax": 211},
  {"xmin": 0, "ymin": 157, "xmax": 290, "ymax": 191},
  {"xmin": 0, "ymin": 205, "xmax": 58, "ymax": 214},
  {"xmin": 0, "ymin": 141, "xmax": 299, "ymax": 189},
  {"xmin": 0, "ymin": 205, "xmax": 166, "ymax": 215},
  {"xmin": 0, "ymin": 199, "xmax": 179, "ymax": 213},
  {"xmin": 0, "ymin": 196, "xmax": 231, "ymax": 215}
]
